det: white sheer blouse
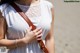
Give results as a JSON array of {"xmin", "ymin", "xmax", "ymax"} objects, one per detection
[{"xmin": 0, "ymin": 0, "xmax": 53, "ymax": 53}]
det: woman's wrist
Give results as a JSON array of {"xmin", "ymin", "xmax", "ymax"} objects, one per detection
[
  {"xmin": 13, "ymin": 38, "xmax": 27, "ymax": 48},
  {"xmin": 14, "ymin": 39, "xmax": 18, "ymax": 48},
  {"xmin": 21, "ymin": 37, "xmax": 29, "ymax": 44}
]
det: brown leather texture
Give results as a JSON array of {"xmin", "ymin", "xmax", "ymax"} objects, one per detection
[{"xmin": 9, "ymin": 2, "xmax": 49, "ymax": 53}]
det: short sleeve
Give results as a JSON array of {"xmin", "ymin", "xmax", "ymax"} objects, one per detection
[
  {"xmin": 44, "ymin": 0, "xmax": 54, "ymax": 9},
  {"xmin": 47, "ymin": 1, "xmax": 53, "ymax": 8},
  {"xmin": 0, "ymin": 4, "xmax": 8, "ymax": 16},
  {"xmin": 0, "ymin": 5, "xmax": 3, "ymax": 13},
  {"xmin": 0, "ymin": 5, "xmax": 5, "ymax": 17}
]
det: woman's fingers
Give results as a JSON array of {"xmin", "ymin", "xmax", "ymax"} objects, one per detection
[
  {"xmin": 36, "ymin": 33, "xmax": 42, "ymax": 40},
  {"xmin": 35, "ymin": 29, "xmax": 42, "ymax": 35},
  {"xmin": 26, "ymin": 27, "xmax": 42, "ymax": 38},
  {"xmin": 36, "ymin": 33, "xmax": 42, "ymax": 38},
  {"xmin": 33, "ymin": 27, "xmax": 41, "ymax": 33},
  {"xmin": 26, "ymin": 26, "xmax": 32, "ymax": 32}
]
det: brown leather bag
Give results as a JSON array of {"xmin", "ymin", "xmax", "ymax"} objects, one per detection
[{"xmin": 9, "ymin": 2, "xmax": 49, "ymax": 53}]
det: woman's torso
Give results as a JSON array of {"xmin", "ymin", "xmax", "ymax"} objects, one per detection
[{"xmin": 0, "ymin": 0, "xmax": 53, "ymax": 53}]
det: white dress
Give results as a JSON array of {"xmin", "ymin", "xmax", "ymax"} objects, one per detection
[{"xmin": 0, "ymin": 0, "xmax": 53, "ymax": 53}]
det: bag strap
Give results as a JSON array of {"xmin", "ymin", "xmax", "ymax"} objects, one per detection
[{"xmin": 9, "ymin": 2, "xmax": 49, "ymax": 53}]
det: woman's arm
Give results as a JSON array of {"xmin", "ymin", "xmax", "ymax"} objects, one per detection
[
  {"xmin": 45, "ymin": 7, "xmax": 55, "ymax": 53},
  {"xmin": 0, "ymin": 12, "xmax": 21, "ymax": 46},
  {"xmin": 0, "ymin": 12, "xmax": 43, "ymax": 49},
  {"xmin": 0, "ymin": 12, "xmax": 26, "ymax": 48}
]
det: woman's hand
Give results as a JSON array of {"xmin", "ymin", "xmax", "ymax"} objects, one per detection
[{"xmin": 22, "ymin": 26, "xmax": 43, "ymax": 44}]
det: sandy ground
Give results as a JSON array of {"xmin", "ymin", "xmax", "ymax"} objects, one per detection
[
  {"xmin": 54, "ymin": 0, "xmax": 80, "ymax": 53},
  {"xmin": 0, "ymin": 0, "xmax": 80, "ymax": 53}
]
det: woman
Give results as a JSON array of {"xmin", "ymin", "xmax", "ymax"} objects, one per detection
[{"xmin": 0, "ymin": 0, "xmax": 54, "ymax": 53}]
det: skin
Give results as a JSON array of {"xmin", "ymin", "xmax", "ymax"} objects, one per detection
[
  {"xmin": 45, "ymin": 7, "xmax": 54, "ymax": 53},
  {"xmin": 0, "ymin": 0, "xmax": 55, "ymax": 53}
]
